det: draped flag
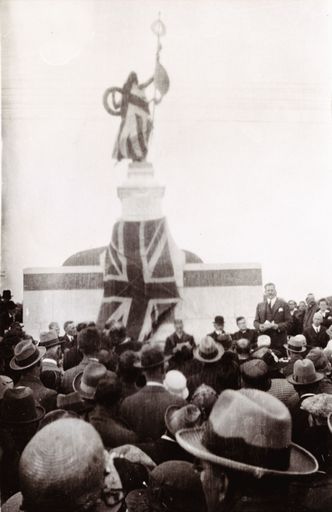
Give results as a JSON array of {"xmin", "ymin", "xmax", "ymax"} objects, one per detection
[{"xmin": 97, "ymin": 218, "xmax": 179, "ymax": 341}]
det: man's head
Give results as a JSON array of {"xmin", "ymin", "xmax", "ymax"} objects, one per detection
[
  {"xmin": 264, "ymin": 283, "xmax": 277, "ymax": 300},
  {"xmin": 7, "ymin": 301, "xmax": 17, "ymax": 314},
  {"xmin": 63, "ymin": 321, "xmax": 76, "ymax": 336},
  {"xmin": 288, "ymin": 300, "xmax": 297, "ymax": 312},
  {"xmin": 313, "ymin": 312, "xmax": 323, "ymax": 328},
  {"xmin": 318, "ymin": 298, "xmax": 329, "ymax": 311},
  {"xmin": 213, "ymin": 316, "xmax": 224, "ymax": 332},
  {"xmin": 48, "ymin": 322, "xmax": 60, "ymax": 337},
  {"xmin": 118, "ymin": 350, "xmax": 140, "ymax": 383},
  {"xmin": 174, "ymin": 318, "xmax": 184, "ymax": 335},
  {"xmin": 298, "ymin": 300, "xmax": 307, "ymax": 311},
  {"xmin": 78, "ymin": 327, "xmax": 100, "ymax": 356},
  {"xmin": 306, "ymin": 293, "xmax": 316, "ymax": 306},
  {"xmin": 236, "ymin": 316, "xmax": 247, "ymax": 331},
  {"xmin": 138, "ymin": 344, "xmax": 167, "ymax": 382}
]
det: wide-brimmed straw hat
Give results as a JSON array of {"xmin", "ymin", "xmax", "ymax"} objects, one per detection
[
  {"xmin": 194, "ymin": 336, "xmax": 224, "ymax": 363},
  {"xmin": 284, "ymin": 335, "xmax": 307, "ymax": 354},
  {"xmin": 19, "ymin": 418, "xmax": 105, "ymax": 512},
  {"xmin": 10, "ymin": 339, "xmax": 46, "ymax": 371},
  {"xmin": 287, "ymin": 359, "xmax": 324, "ymax": 386},
  {"xmin": 134, "ymin": 344, "xmax": 170, "ymax": 369},
  {"xmin": 73, "ymin": 362, "xmax": 107, "ymax": 400},
  {"xmin": 165, "ymin": 404, "xmax": 201, "ymax": 436},
  {"xmin": 176, "ymin": 388, "xmax": 318, "ymax": 477}
]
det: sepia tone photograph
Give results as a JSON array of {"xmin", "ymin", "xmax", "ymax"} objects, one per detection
[{"xmin": 0, "ymin": 0, "xmax": 332, "ymax": 510}]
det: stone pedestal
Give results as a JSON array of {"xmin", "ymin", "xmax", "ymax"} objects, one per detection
[{"xmin": 23, "ymin": 161, "xmax": 263, "ymax": 340}]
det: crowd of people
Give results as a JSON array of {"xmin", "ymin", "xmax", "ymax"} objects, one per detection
[{"xmin": 0, "ymin": 282, "xmax": 332, "ymax": 511}]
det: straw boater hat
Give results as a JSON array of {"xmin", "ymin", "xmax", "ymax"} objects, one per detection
[
  {"xmin": 284, "ymin": 335, "xmax": 307, "ymax": 354},
  {"xmin": 194, "ymin": 336, "xmax": 224, "ymax": 363},
  {"xmin": 176, "ymin": 388, "xmax": 318, "ymax": 477},
  {"xmin": 287, "ymin": 359, "xmax": 324, "ymax": 386},
  {"xmin": 10, "ymin": 339, "xmax": 46, "ymax": 371},
  {"xmin": 19, "ymin": 418, "xmax": 105, "ymax": 512}
]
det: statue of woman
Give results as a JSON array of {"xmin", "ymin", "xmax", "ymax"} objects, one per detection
[{"xmin": 103, "ymin": 72, "xmax": 156, "ymax": 162}]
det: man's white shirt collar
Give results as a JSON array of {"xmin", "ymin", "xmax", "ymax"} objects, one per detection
[{"xmin": 146, "ymin": 381, "xmax": 164, "ymax": 388}]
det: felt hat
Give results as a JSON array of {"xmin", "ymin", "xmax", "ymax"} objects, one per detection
[
  {"xmin": 165, "ymin": 404, "xmax": 202, "ymax": 435},
  {"xmin": 0, "ymin": 386, "xmax": 45, "ymax": 425},
  {"xmin": 191, "ymin": 384, "xmax": 218, "ymax": 417},
  {"xmin": 287, "ymin": 359, "xmax": 324, "ymax": 386},
  {"xmin": 73, "ymin": 362, "xmax": 107, "ymax": 400},
  {"xmin": 176, "ymin": 388, "xmax": 318, "ymax": 477},
  {"xmin": 284, "ymin": 335, "xmax": 307, "ymax": 353},
  {"xmin": 241, "ymin": 359, "xmax": 269, "ymax": 386},
  {"xmin": 0, "ymin": 374, "xmax": 14, "ymax": 399},
  {"xmin": 10, "ymin": 339, "xmax": 46, "ymax": 371},
  {"xmin": 214, "ymin": 315, "xmax": 224, "ymax": 325},
  {"xmin": 301, "ymin": 393, "xmax": 332, "ymax": 419},
  {"xmin": 194, "ymin": 336, "xmax": 224, "ymax": 363},
  {"xmin": 39, "ymin": 331, "xmax": 63, "ymax": 349},
  {"xmin": 19, "ymin": 418, "xmax": 105, "ymax": 512},
  {"xmin": 134, "ymin": 344, "xmax": 170, "ymax": 369},
  {"xmin": 163, "ymin": 370, "xmax": 189, "ymax": 399},
  {"xmin": 127, "ymin": 461, "xmax": 206, "ymax": 512},
  {"xmin": 306, "ymin": 347, "xmax": 331, "ymax": 373}
]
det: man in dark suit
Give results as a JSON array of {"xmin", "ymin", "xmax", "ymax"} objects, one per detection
[
  {"xmin": 302, "ymin": 293, "xmax": 318, "ymax": 332},
  {"xmin": 61, "ymin": 320, "xmax": 82, "ymax": 370},
  {"xmin": 207, "ymin": 315, "xmax": 232, "ymax": 350},
  {"xmin": 254, "ymin": 282, "xmax": 291, "ymax": 353},
  {"xmin": 0, "ymin": 301, "xmax": 18, "ymax": 336},
  {"xmin": 164, "ymin": 319, "xmax": 195, "ymax": 355},
  {"xmin": 120, "ymin": 344, "xmax": 186, "ymax": 441},
  {"xmin": 232, "ymin": 316, "xmax": 257, "ymax": 346},
  {"xmin": 303, "ymin": 312, "xmax": 329, "ymax": 348}
]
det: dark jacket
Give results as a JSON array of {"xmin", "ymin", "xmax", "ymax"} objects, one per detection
[
  {"xmin": 16, "ymin": 374, "xmax": 57, "ymax": 412},
  {"xmin": 254, "ymin": 298, "xmax": 291, "ymax": 350},
  {"xmin": 40, "ymin": 359, "xmax": 63, "ymax": 392},
  {"xmin": 302, "ymin": 303, "xmax": 318, "ymax": 332},
  {"xmin": 232, "ymin": 329, "xmax": 257, "ymax": 346},
  {"xmin": 187, "ymin": 362, "xmax": 222, "ymax": 396},
  {"xmin": 288, "ymin": 310, "xmax": 304, "ymax": 336},
  {"xmin": 208, "ymin": 331, "xmax": 233, "ymax": 350},
  {"xmin": 303, "ymin": 326, "xmax": 329, "ymax": 349},
  {"xmin": 120, "ymin": 384, "xmax": 185, "ymax": 441},
  {"xmin": 164, "ymin": 332, "xmax": 195, "ymax": 355},
  {"xmin": 88, "ymin": 404, "xmax": 139, "ymax": 448}
]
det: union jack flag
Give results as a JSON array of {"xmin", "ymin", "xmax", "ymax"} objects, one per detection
[{"xmin": 97, "ymin": 218, "xmax": 179, "ymax": 340}]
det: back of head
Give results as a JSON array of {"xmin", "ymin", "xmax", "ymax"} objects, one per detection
[
  {"xmin": 218, "ymin": 351, "xmax": 240, "ymax": 391},
  {"xmin": 78, "ymin": 327, "xmax": 101, "ymax": 356},
  {"xmin": 241, "ymin": 359, "xmax": 270, "ymax": 391},
  {"xmin": 19, "ymin": 418, "xmax": 105, "ymax": 512},
  {"xmin": 94, "ymin": 371, "xmax": 122, "ymax": 407},
  {"xmin": 118, "ymin": 350, "xmax": 140, "ymax": 382}
]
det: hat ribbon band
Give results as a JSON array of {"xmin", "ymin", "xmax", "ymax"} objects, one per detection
[
  {"xmin": 288, "ymin": 344, "xmax": 304, "ymax": 352},
  {"xmin": 203, "ymin": 421, "xmax": 290, "ymax": 471},
  {"xmin": 199, "ymin": 348, "xmax": 219, "ymax": 360},
  {"xmin": 14, "ymin": 350, "xmax": 40, "ymax": 368},
  {"xmin": 80, "ymin": 380, "xmax": 97, "ymax": 397}
]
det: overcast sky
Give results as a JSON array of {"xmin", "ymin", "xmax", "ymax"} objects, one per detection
[{"xmin": 1, "ymin": 0, "xmax": 332, "ymax": 301}]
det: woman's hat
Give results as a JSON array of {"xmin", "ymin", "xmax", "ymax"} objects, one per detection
[
  {"xmin": 73, "ymin": 362, "xmax": 107, "ymax": 400},
  {"xmin": 134, "ymin": 344, "xmax": 170, "ymax": 369},
  {"xmin": 306, "ymin": 347, "xmax": 331, "ymax": 373},
  {"xmin": 301, "ymin": 393, "xmax": 332, "ymax": 419},
  {"xmin": 163, "ymin": 370, "xmax": 189, "ymax": 399},
  {"xmin": 165, "ymin": 404, "xmax": 202, "ymax": 436},
  {"xmin": 0, "ymin": 386, "xmax": 45, "ymax": 425},
  {"xmin": 287, "ymin": 359, "xmax": 324, "ymax": 386},
  {"xmin": 39, "ymin": 331, "xmax": 63, "ymax": 349},
  {"xmin": 194, "ymin": 336, "xmax": 224, "ymax": 363},
  {"xmin": 191, "ymin": 384, "xmax": 218, "ymax": 417},
  {"xmin": 19, "ymin": 418, "xmax": 105, "ymax": 512},
  {"xmin": 284, "ymin": 335, "xmax": 307, "ymax": 353},
  {"xmin": 176, "ymin": 388, "xmax": 318, "ymax": 477},
  {"xmin": 10, "ymin": 339, "xmax": 46, "ymax": 371}
]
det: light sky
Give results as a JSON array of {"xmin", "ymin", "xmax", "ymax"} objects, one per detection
[{"xmin": 1, "ymin": 0, "xmax": 332, "ymax": 302}]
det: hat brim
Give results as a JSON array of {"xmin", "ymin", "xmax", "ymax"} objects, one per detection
[
  {"xmin": 283, "ymin": 344, "xmax": 307, "ymax": 353},
  {"xmin": 134, "ymin": 354, "xmax": 171, "ymax": 369},
  {"xmin": 328, "ymin": 413, "xmax": 332, "ymax": 434},
  {"xmin": 39, "ymin": 339, "xmax": 64, "ymax": 349},
  {"xmin": 72, "ymin": 372, "xmax": 95, "ymax": 400},
  {"xmin": 9, "ymin": 346, "xmax": 46, "ymax": 371},
  {"xmin": 194, "ymin": 345, "xmax": 224, "ymax": 364},
  {"xmin": 0, "ymin": 405, "xmax": 45, "ymax": 425},
  {"xmin": 176, "ymin": 427, "xmax": 318, "ymax": 477},
  {"xmin": 287, "ymin": 372, "xmax": 324, "ymax": 386}
]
